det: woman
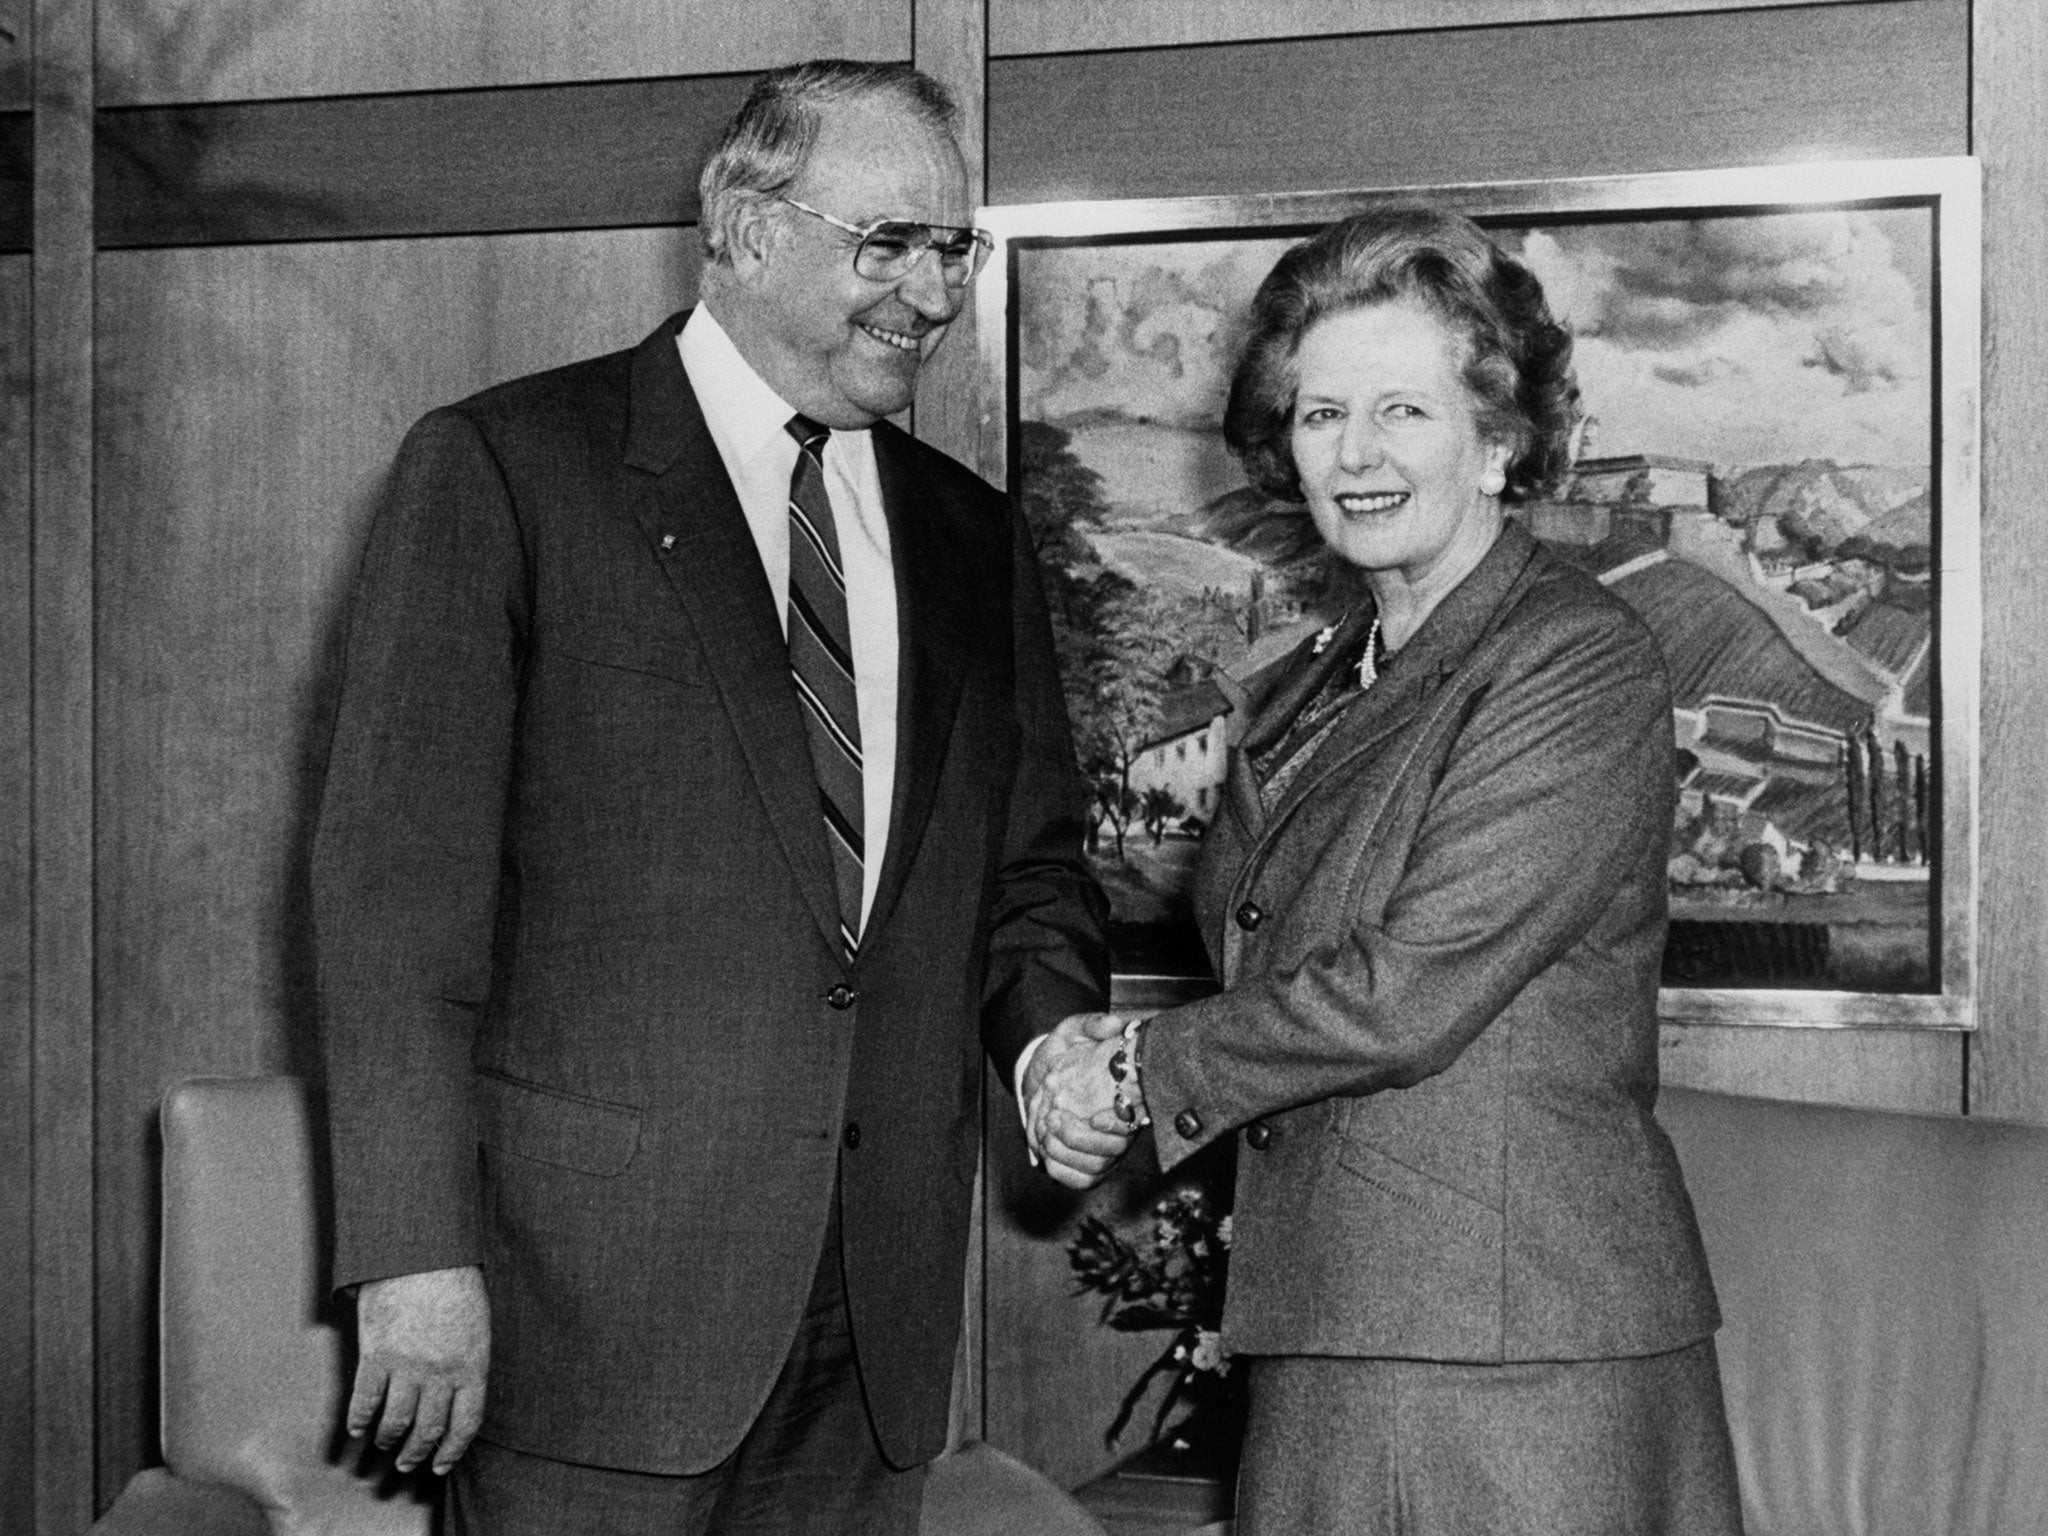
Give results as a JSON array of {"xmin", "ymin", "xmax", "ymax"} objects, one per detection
[{"xmin": 1060, "ymin": 208, "xmax": 1743, "ymax": 1533}]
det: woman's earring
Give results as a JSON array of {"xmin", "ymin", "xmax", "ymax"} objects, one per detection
[{"xmin": 1480, "ymin": 466, "xmax": 1507, "ymax": 497}]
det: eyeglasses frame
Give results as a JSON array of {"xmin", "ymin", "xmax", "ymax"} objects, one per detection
[{"xmin": 775, "ymin": 196, "xmax": 994, "ymax": 289}]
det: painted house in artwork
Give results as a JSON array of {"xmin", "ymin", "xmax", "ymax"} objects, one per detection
[
  {"xmin": 1569, "ymin": 453, "xmax": 1715, "ymax": 509},
  {"xmin": 1128, "ymin": 679, "xmax": 1231, "ymax": 824},
  {"xmin": 1523, "ymin": 452, "xmax": 1712, "ymax": 557},
  {"xmin": 1126, "ymin": 621, "xmax": 1325, "ymax": 828},
  {"xmin": 1676, "ymin": 696, "xmax": 1854, "ymax": 850}
]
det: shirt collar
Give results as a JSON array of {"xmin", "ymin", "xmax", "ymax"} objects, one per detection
[{"xmin": 680, "ymin": 305, "xmax": 871, "ymax": 464}]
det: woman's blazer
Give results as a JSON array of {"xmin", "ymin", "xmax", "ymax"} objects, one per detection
[{"xmin": 1141, "ymin": 522, "xmax": 1721, "ymax": 1365}]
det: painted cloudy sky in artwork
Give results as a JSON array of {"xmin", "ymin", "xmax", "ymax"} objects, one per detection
[{"xmin": 1017, "ymin": 205, "xmax": 1934, "ymax": 473}]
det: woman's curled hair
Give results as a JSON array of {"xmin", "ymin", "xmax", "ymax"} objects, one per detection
[{"xmin": 1225, "ymin": 206, "xmax": 1581, "ymax": 505}]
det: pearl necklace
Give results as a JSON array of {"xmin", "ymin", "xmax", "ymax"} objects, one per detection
[
  {"xmin": 1311, "ymin": 614, "xmax": 1384, "ymax": 691},
  {"xmin": 1356, "ymin": 616, "xmax": 1382, "ymax": 690}
]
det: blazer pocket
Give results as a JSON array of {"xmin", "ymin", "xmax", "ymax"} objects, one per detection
[
  {"xmin": 474, "ymin": 1068, "xmax": 641, "ymax": 1177},
  {"xmin": 1334, "ymin": 1134, "xmax": 1500, "ymax": 1239},
  {"xmin": 553, "ymin": 626, "xmax": 707, "ymax": 687}
]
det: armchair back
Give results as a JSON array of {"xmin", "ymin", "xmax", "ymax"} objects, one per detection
[{"xmin": 1661, "ymin": 1086, "xmax": 2048, "ymax": 1536}]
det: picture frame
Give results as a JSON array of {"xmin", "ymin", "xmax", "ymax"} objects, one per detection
[{"xmin": 973, "ymin": 157, "xmax": 1981, "ymax": 1030}]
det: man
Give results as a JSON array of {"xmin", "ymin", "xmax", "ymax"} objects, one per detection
[{"xmin": 314, "ymin": 60, "xmax": 1124, "ymax": 1535}]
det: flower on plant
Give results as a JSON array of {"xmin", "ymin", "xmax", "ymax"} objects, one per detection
[{"xmin": 1067, "ymin": 1184, "xmax": 1241, "ymax": 1451}]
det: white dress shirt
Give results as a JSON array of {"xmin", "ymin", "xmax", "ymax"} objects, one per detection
[
  {"xmin": 682, "ymin": 308, "xmax": 1056, "ymax": 1154},
  {"xmin": 679, "ymin": 306, "xmax": 899, "ymax": 933}
]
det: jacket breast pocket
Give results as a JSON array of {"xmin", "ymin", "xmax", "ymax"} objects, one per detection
[
  {"xmin": 475, "ymin": 1068, "xmax": 641, "ymax": 1177},
  {"xmin": 1334, "ymin": 1134, "xmax": 1500, "ymax": 1239},
  {"xmin": 552, "ymin": 624, "xmax": 708, "ymax": 687}
]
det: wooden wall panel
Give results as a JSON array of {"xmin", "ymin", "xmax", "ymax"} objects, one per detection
[
  {"xmin": 0, "ymin": 0, "xmax": 23, "ymax": 110},
  {"xmin": 1, "ymin": 111, "xmax": 26, "ymax": 250},
  {"xmin": 1970, "ymin": 0, "xmax": 2048, "ymax": 1125},
  {"xmin": 1, "ymin": 247, "xmax": 34, "ymax": 1536},
  {"xmin": 910, "ymin": 0, "xmax": 986, "ymax": 509},
  {"xmin": 32, "ymin": 0, "xmax": 98, "ymax": 1517},
  {"xmin": 97, "ymin": 0, "xmax": 905, "ymax": 107},
  {"xmin": 91, "ymin": 228, "xmax": 698, "ymax": 1498},
  {"xmin": 910, "ymin": 0, "xmax": 989, "ymax": 1450},
  {"xmin": 992, "ymin": 0, "xmax": 1912, "ymax": 58},
  {"xmin": 988, "ymin": 0, "xmax": 1966, "ymax": 205},
  {"xmin": 96, "ymin": 75, "xmax": 750, "ymax": 248},
  {"xmin": 1660, "ymin": 1024, "xmax": 1963, "ymax": 1114}
]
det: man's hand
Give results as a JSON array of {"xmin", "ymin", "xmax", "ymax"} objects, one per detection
[
  {"xmin": 349, "ymin": 1265, "xmax": 491, "ymax": 1475},
  {"xmin": 1025, "ymin": 1011, "xmax": 1138, "ymax": 1189}
]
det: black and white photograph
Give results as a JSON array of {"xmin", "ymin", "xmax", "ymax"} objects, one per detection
[{"xmin": 5, "ymin": 5, "xmax": 2046, "ymax": 1536}]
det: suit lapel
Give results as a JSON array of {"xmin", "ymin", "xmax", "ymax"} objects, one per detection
[
  {"xmin": 1268, "ymin": 651, "xmax": 1433, "ymax": 825},
  {"xmin": 1223, "ymin": 610, "xmax": 1372, "ymax": 845},
  {"xmin": 620, "ymin": 312, "xmax": 845, "ymax": 959},
  {"xmin": 1266, "ymin": 523, "xmax": 1543, "ymax": 826},
  {"xmin": 860, "ymin": 423, "xmax": 977, "ymax": 945}
]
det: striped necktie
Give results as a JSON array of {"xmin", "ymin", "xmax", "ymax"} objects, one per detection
[{"xmin": 784, "ymin": 414, "xmax": 864, "ymax": 961}]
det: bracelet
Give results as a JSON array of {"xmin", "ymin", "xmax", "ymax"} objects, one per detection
[{"xmin": 1108, "ymin": 1015, "xmax": 1150, "ymax": 1128}]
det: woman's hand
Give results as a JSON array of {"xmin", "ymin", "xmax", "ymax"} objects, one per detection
[{"xmin": 1024, "ymin": 1012, "xmax": 1138, "ymax": 1188}]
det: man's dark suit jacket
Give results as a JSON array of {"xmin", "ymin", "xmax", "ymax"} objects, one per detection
[
  {"xmin": 312, "ymin": 312, "xmax": 1108, "ymax": 1475},
  {"xmin": 1143, "ymin": 523, "xmax": 1721, "ymax": 1367}
]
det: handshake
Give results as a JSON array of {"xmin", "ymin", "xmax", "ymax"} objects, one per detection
[{"xmin": 1021, "ymin": 1011, "xmax": 1152, "ymax": 1190}]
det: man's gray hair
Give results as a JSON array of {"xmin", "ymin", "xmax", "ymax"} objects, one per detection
[{"xmin": 698, "ymin": 60, "xmax": 959, "ymax": 266}]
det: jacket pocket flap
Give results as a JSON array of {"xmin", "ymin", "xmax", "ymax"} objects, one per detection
[
  {"xmin": 553, "ymin": 623, "xmax": 706, "ymax": 686},
  {"xmin": 475, "ymin": 1070, "xmax": 640, "ymax": 1176},
  {"xmin": 1335, "ymin": 1135, "xmax": 1500, "ymax": 1238}
]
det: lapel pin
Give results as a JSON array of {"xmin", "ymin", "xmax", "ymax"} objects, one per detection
[
  {"xmin": 660, "ymin": 534, "xmax": 676, "ymax": 551},
  {"xmin": 1311, "ymin": 624, "xmax": 1337, "ymax": 656}
]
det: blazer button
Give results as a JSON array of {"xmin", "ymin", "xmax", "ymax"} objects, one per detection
[
  {"xmin": 1235, "ymin": 902, "xmax": 1264, "ymax": 932},
  {"xmin": 1173, "ymin": 1109, "xmax": 1204, "ymax": 1141},
  {"xmin": 843, "ymin": 1122, "xmax": 862, "ymax": 1150},
  {"xmin": 826, "ymin": 984, "xmax": 857, "ymax": 1011},
  {"xmin": 1245, "ymin": 1121, "xmax": 1274, "ymax": 1151}
]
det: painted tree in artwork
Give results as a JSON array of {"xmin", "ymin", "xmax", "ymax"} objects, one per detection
[
  {"xmin": 1139, "ymin": 786, "xmax": 1185, "ymax": 845},
  {"xmin": 1843, "ymin": 735, "xmax": 1865, "ymax": 862},
  {"xmin": 1842, "ymin": 726, "xmax": 1931, "ymax": 867},
  {"xmin": 1913, "ymin": 752, "xmax": 1930, "ymax": 864},
  {"xmin": 1017, "ymin": 419, "xmax": 1111, "ymax": 596},
  {"xmin": 1891, "ymin": 740, "xmax": 1916, "ymax": 863},
  {"xmin": 1018, "ymin": 421, "xmax": 1180, "ymax": 862}
]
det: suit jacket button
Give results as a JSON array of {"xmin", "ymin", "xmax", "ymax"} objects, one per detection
[
  {"xmin": 1235, "ymin": 902, "xmax": 1264, "ymax": 932},
  {"xmin": 1245, "ymin": 1121, "xmax": 1273, "ymax": 1151},
  {"xmin": 1173, "ymin": 1109, "xmax": 1204, "ymax": 1140},
  {"xmin": 843, "ymin": 1122, "xmax": 862, "ymax": 1150},
  {"xmin": 827, "ymin": 984, "xmax": 857, "ymax": 1010}
]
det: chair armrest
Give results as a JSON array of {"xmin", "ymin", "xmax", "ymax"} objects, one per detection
[
  {"xmin": 90, "ymin": 1468, "xmax": 271, "ymax": 1536},
  {"xmin": 921, "ymin": 1441, "xmax": 1109, "ymax": 1536}
]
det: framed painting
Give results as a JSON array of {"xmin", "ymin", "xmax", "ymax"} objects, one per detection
[{"xmin": 973, "ymin": 157, "xmax": 1981, "ymax": 1028}]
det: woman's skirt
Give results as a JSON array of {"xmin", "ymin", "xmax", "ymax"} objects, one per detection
[{"xmin": 1236, "ymin": 1336, "xmax": 1743, "ymax": 1535}]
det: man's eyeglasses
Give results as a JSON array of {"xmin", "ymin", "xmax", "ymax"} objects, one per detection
[{"xmin": 777, "ymin": 197, "xmax": 994, "ymax": 291}]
